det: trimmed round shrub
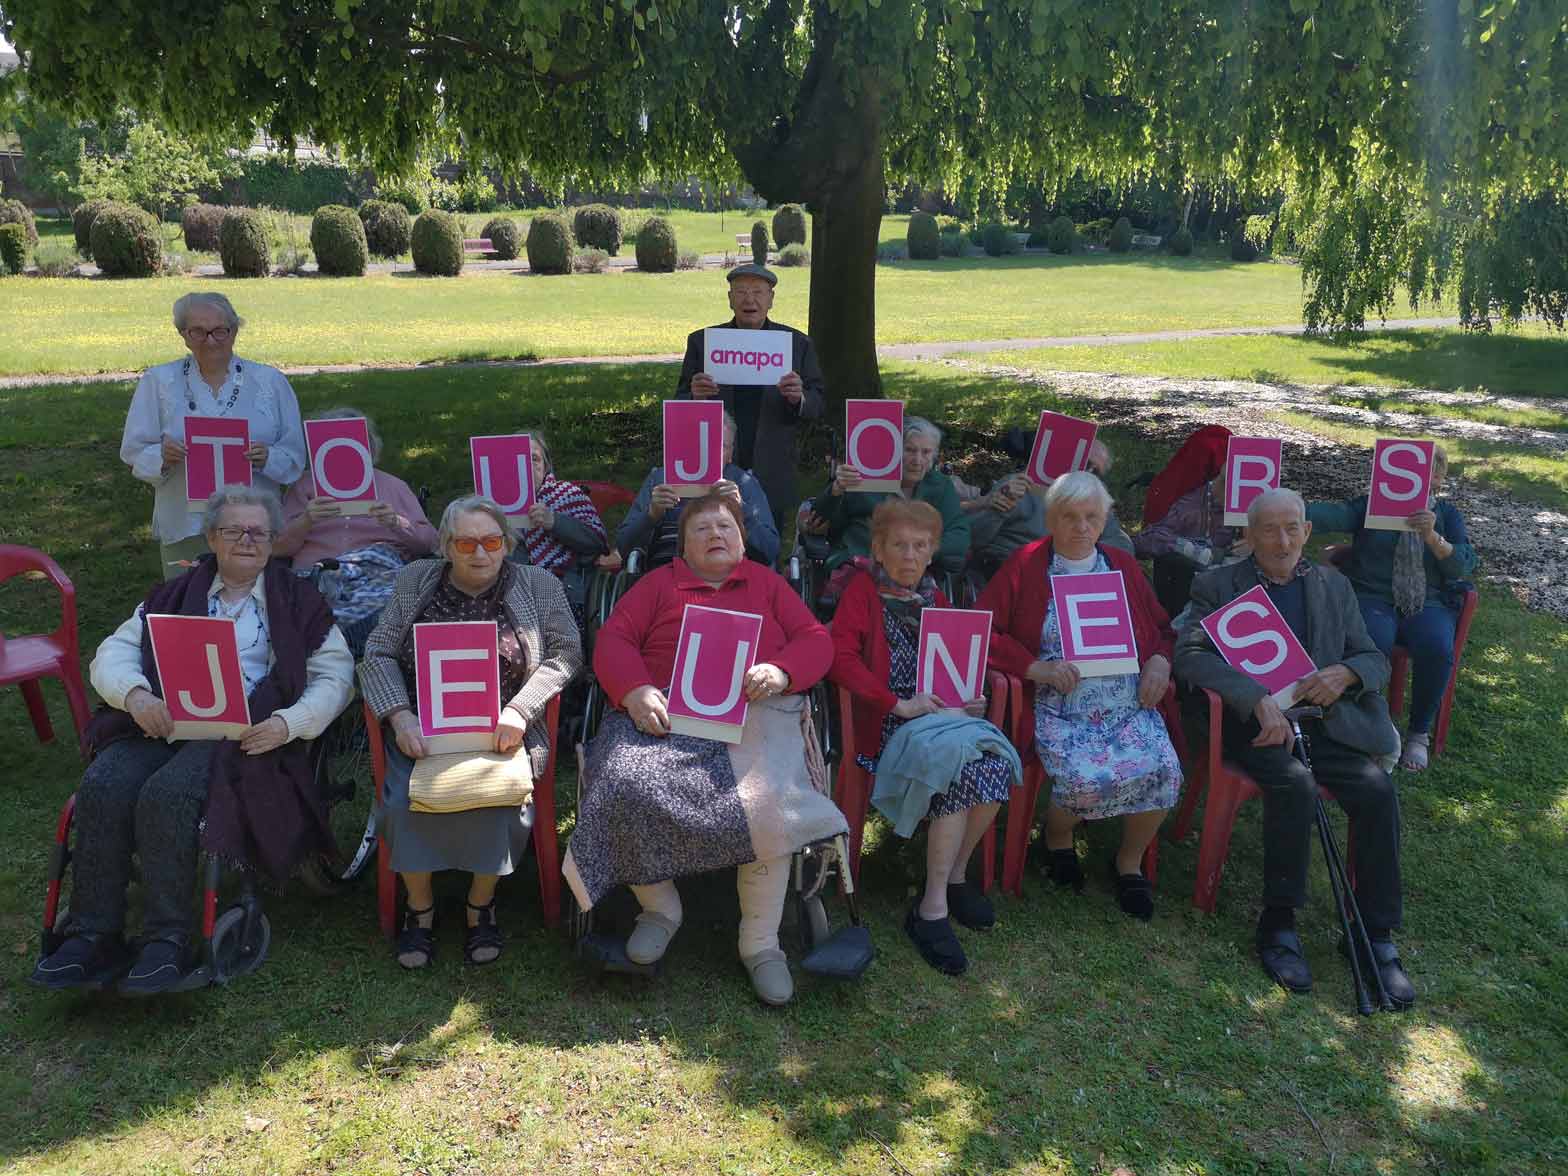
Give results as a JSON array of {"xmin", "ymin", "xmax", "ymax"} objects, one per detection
[
  {"xmin": 1229, "ymin": 220, "xmax": 1259, "ymax": 263},
  {"xmin": 1169, "ymin": 225, "xmax": 1194, "ymax": 256},
  {"xmin": 574, "ymin": 248, "xmax": 610, "ymax": 274},
  {"xmin": 572, "ymin": 204, "xmax": 622, "ymax": 255},
  {"xmin": 525, "ymin": 212, "xmax": 573, "ymax": 274},
  {"xmin": 772, "ymin": 203, "xmax": 807, "ymax": 248},
  {"xmin": 751, "ymin": 221, "xmax": 769, "ymax": 267},
  {"xmin": 219, "ymin": 208, "xmax": 272, "ymax": 277},
  {"xmin": 181, "ymin": 203, "xmax": 226, "ymax": 252},
  {"xmin": 410, "ymin": 208, "xmax": 464, "ymax": 275},
  {"xmin": 1108, "ymin": 216, "xmax": 1134, "ymax": 253},
  {"xmin": 776, "ymin": 243, "xmax": 810, "ymax": 267},
  {"xmin": 311, "ymin": 204, "xmax": 370, "ymax": 276},
  {"xmin": 483, "ymin": 216, "xmax": 522, "ymax": 261},
  {"xmin": 0, "ymin": 224, "xmax": 28, "ymax": 275},
  {"xmin": 0, "ymin": 199, "xmax": 38, "ymax": 248},
  {"xmin": 635, "ymin": 215, "xmax": 678, "ymax": 272},
  {"xmin": 1046, "ymin": 215, "xmax": 1076, "ymax": 255},
  {"xmin": 90, "ymin": 203, "xmax": 163, "ymax": 277},
  {"xmin": 940, "ymin": 229, "xmax": 966, "ymax": 257},
  {"xmin": 906, "ymin": 211, "xmax": 940, "ymax": 260},
  {"xmin": 359, "ymin": 199, "xmax": 412, "ymax": 258},
  {"xmin": 980, "ymin": 222, "xmax": 1017, "ymax": 257},
  {"xmin": 73, "ymin": 198, "xmax": 114, "ymax": 256}
]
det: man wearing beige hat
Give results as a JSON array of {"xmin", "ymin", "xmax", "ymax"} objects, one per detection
[{"xmin": 676, "ymin": 263, "xmax": 825, "ymax": 530}]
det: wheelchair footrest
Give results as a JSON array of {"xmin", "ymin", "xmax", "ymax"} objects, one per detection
[{"xmin": 800, "ymin": 925, "xmax": 875, "ymax": 980}]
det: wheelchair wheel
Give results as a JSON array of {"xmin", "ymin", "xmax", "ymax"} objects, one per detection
[
  {"xmin": 795, "ymin": 892, "xmax": 831, "ymax": 953},
  {"xmin": 299, "ymin": 708, "xmax": 378, "ymax": 897},
  {"xmin": 211, "ymin": 906, "xmax": 271, "ymax": 983}
]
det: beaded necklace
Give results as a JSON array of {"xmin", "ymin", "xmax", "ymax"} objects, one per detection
[{"xmin": 182, "ymin": 357, "xmax": 245, "ymax": 414}]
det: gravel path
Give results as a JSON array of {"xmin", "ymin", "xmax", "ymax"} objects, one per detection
[{"xmin": 947, "ymin": 360, "xmax": 1568, "ymax": 620}]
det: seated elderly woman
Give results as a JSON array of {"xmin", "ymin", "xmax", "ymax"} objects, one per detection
[
  {"xmin": 829, "ymin": 499, "xmax": 1020, "ymax": 975},
  {"xmin": 815, "ymin": 417, "xmax": 970, "ymax": 570},
  {"xmin": 30, "ymin": 486, "xmax": 354, "ymax": 994},
  {"xmin": 359, "ymin": 495, "xmax": 583, "ymax": 969},
  {"xmin": 975, "ymin": 471, "xmax": 1184, "ymax": 920},
  {"xmin": 565, "ymin": 489, "xmax": 845, "ymax": 1006},
  {"xmin": 1134, "ymin": 425, "xmax": 1251, "ymax": 619},
  {"xmin": 1306, "ymin": 445, "xmax": 1476, "ymax": 772},
  {"xmin": 616, "ymin": 410, "xmax": 780, "ymax": 568},
  {"xmin": 509, "ymin": 430, "xmax": 609, "ymax": 629},
  {"xmin": 275, "ymin": 407, "xmax": 438, "ymax": 655}
]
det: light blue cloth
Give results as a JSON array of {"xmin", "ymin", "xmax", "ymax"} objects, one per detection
[{"xmin": 870, "ymin": 713, "xmax": 1023, "ymax": 838}]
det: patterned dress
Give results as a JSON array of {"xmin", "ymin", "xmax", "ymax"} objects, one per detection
[
  {"xmin": 1033, "ymin": 551, "xmax": 1182, "ymax": 820},
  {"xmin": 857, "ymin": 604, "xmax": 1014, "ymax": 820}
]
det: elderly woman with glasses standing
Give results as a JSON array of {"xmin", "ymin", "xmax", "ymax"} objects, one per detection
[
  {"xmin": 359, "ymin": 495, "xmax": 583, "ymax": 970},
  {"xmin": 30, "ymin": 486, "xmax": 354, "ymax": 995},
  {"xmin": 120, "ymin": 292, "xmax": 306, "ymax": 579}
]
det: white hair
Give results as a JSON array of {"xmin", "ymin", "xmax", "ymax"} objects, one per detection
[
  {"xmin": 172, "ymin": 292, "xmax": 243, "ymax": 334},
  {"xmin": 202, "ymin": 484, "xmax": 283, "ymax": 535},
  {"xmin": 1247, "ymin": 487, "xmax": 1307, "ymax": 528},
  {"xmin": 1044, "ymin": 470, "xmax": 1113, "ymax": 517},
  {"xmin": 904, "ymin": 416, "xmax": 942, "ymax": 447},
  {"xmin": 723, "ymin": 409, "xmax": 737, "ymax": 442},
  {"xmin": 309, "ymin": 406, "xmax": 383, "ymax": 462},
  {"xmin": 438, "ymin": 495, "xmax": 517, "ymax": 555}
]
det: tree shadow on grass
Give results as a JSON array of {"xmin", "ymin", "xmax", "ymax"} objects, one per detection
[{"xmin": 1265, "ymin": 329, "xmax": 1568, "ymax": 400}]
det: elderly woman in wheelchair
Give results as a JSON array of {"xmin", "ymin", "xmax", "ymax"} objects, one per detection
[
  {"xmin": 31, "ymin": 486, "xmax": 354, "ymax": 994},
  {"xmin": 565, "ymin": 490, "xmax": 851, "ymax": 1006},
  {"xmin": 275, "ymin": 407, "xmax": 439, "ymax": 657}
]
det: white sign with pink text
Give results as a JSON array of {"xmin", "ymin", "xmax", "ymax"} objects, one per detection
[
  {"xmin": 1365, "ymin": 438, "xmax": 1436, "ymax": 532},
  {"xmin": 665, "ymin": 605, "xmax": 764, "ymax": 744},
  {"xmin": 702, "ymin": 328, "xmax": 791, "ymax": 386},
  {"xmin": 1050, "ymin": 571, "xmax": 1139, "ymax": 677},
  {"xmin": 1198, "ymin": 584, "xmax": 1318, "ymax": 706},
  {"xmin": 916, "ymin": 608, "xmax": 992, "ymax": 708},
  {"xmin": 844, "ymin": 399, "xmax": 904, "ymax": 492}
]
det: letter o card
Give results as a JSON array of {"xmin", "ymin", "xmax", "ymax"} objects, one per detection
[
  {"xmin": 665, "ymin": 605, "xmax": 764, "ymax": 744},
  {"xmin": 183, "ymin": 415, "xmax": 251, "ymax": 509},
  {"xmin": 703, "ymin": 327, "xmax": 791, "ymax": 386},
  {"xmin": 146, "ymin": 614, "xmax": 251, "ymax": 740},
  {"xmin": 414, "ymin": 621, "xmax": 501, "ymax": 754},
  {"xmin": 470, "ymin": 434, "xmax": 534, "ymax": 519},
  {"xmin": 1050, "ymin": 571, "xmax": 1139, "ymax": 677},
  {"xmin": 1198, "ymin": 584, "xmax": 1317, "ymax": 705},
  {"xmin": 1026, "ymin": 411, "xmax": 1097, "ymax": 486},
  {"xmin": 1365, "ymin": 438, "xmax": 1436, "ymax": 531},
  {"xmin": 305, "ymin": 417, "xmax": 377, "ymax": 514},
  {"xmin": 844, "ymin": 399, "xmax": 904, "ymax": 491},
  {"xmin": 663, "ymin": 400, "xmax": 725, "ymax": 496},
  {"xmin": 1222, "ymin": 436, "xmax": 1284, "ymax": 526},
  {"xmin": 916, "ymin": 608, "xmax": 992, "ymax": 708}
]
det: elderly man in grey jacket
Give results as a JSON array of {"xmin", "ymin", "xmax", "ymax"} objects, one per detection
[{"xmin": 1175, "ymin": 487, "xmax": 1414, "ymax": 1008}]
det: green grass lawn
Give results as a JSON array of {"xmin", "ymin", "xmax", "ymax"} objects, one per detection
[
  {"xmin": 2, "ymin": 362, "xmax": 1565, "ymax": 1173},
  {"xmin": 982, "ymin": 328, "xmax": 1568, "ymax": 400},
  {"xmin": 0, "ymin": 253, "xmax": 1320, "ymax": 376}
]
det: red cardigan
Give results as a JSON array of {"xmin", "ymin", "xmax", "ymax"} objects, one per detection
[
  {"xmin": 594, "ymin": 557, "xmax": 833, "ymax": 708},
  {"xmin": 828, "ymin": 569, "xmax": 953, "ymax": 760},
  {"xmin": 973, "ymin": 538, "xmax": 1184, "ymax": 758}
]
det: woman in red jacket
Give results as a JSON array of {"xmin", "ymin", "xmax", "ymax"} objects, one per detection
[
  {"xmin": 563, "ymin": 490, "xmax": 846, "ymax": 1007},
  {"xmin": 976, "ymin": 471, "xmax": 1184, "ymax": 920},
  {"xmin": 829, "ymin": 499, "xmax": 1015, "ymax": 976}
]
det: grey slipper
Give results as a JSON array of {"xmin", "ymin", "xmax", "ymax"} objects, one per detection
[
  {"xmin": 625, "ymin": 911, "xmax": 680, "ymax": 965},
  {"xmin": 741, "ymin": 947, "xmax": 795, "ymax": 1006},
  {"xmin": 1398, "ymin": 733, "xmax": 1430, "ymax": 772}
]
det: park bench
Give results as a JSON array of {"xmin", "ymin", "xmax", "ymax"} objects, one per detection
[
  {"xmin": 462, "ymin": 237, "xmax": 493, "ymax": 253},
  {"xmin": 1131, "ymin": 233, "xmax": 1163, "ymax": 249}
]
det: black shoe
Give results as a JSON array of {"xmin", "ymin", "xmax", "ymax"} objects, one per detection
[
  {"xmin": 1256, "ymin": 926, "xmax": 1313, "ymax": 994},
  {"xmin": 1045, "ymin": 848, "xmax": 1085, "ymax": 892},
  {"xmin": 463, "ymin": 899, "xmax": 504, "ymax": 966},
  {"xmin": 946, "ymin": 881, "xmax": 995, "ymax": 930},
  {"xmin": 1340, "ymin": 934, "xmax": 1416, "ymax": 1010},
  {"xmin": 118, "ymin": 938, "xmax": 188, "ymax": 997},
  {"xmin": 30, "ymin": 933, "xmax": 130, "ymax": 991},
  {"xmin": 904, "ymin": 905, "xmax": 967, "ymax": 975},
  {"xmin": 396, "ymin": 903, "xmax": 436, "ymax": 970},
  {"xmin": 1110, "ymin": 858, "xmax": 1154, "ymax": 921}
]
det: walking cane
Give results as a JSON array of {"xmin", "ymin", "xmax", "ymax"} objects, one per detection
[{"xmin": 1283, "ymin": 706, "xmax": 1395, "ymax": 1015}]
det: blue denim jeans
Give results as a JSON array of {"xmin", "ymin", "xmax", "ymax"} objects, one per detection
[{"xmin": 1359, "ymin": 597, "xmax": 1458, "ymax": 734}]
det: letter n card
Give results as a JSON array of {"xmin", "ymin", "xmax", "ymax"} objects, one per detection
[{"xmin": 916, "ymin": 608, "xmax": 992, "ymax": 707}]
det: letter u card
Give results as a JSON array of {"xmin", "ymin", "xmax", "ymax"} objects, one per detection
[
  {"xmin": 665, "ymin": 605, "xmax": 764, "ymax": 743},
  {"xmin": 145, "ymin": 614, "xmax": 251, "ymax": 740}
]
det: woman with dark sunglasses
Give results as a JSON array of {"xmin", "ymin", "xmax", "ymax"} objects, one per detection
[{"xmin": 359, "ymin": 495, "xmax": 582, "ymax": 968}]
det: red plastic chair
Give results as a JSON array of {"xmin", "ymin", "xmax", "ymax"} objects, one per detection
[
  {"xmin": 364, "ymin": 692, "xmax": 565, "ymax": 935},
  {"xmin": 996, "ymin": 672, "xmax": 1166, "ymax": 898},
  {"xmin": 1171, "ymin": 688, "xmax": 1352, "ymax": 913},
  {"xmin": 832, "ymin": 671, "xmax": 1007, "ymax": 891},
  {"xmin": 0, "ymin": 546, "xmax": 91, "ymax": 747},
  {"xmin": 1323, "ymin": 545, "xmax": 1479, "ymax": 759},
  {"xmin": 580, "ymin": 480, "xmax": 635, "ymax": 518}
]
